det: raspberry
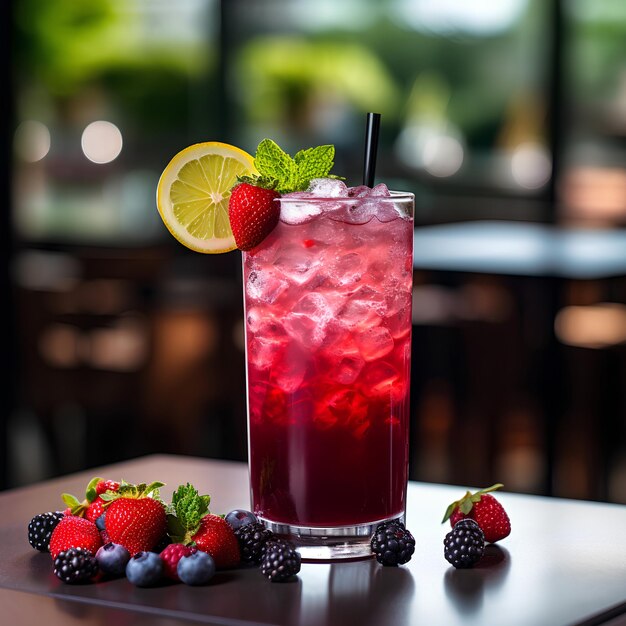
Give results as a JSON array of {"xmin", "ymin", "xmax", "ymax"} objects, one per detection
[
  {"xmin": 53, "ymin": 547, "xmax": 99, "ymax": 584},
  {"xmin": 370, "ymin": 520, "xmax": 415, "ymax": 566},
  {"xmin": 160, "ymin": 543, "xmax": 194, "ymax": 580},
  {"xmin": 444, "ymin": 519, "xmax": 485, "ymax": 568}
]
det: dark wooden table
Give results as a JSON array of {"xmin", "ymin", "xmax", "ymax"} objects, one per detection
[{"xmin": 2, "ymin": 454, "xmax": 625, "ymax": 626}]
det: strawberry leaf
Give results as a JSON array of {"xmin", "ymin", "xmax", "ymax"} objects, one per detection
[
  {"xmin": 442, "ymin": 485, "xmax": 505, "ymax": 523},
  {"xmin": 442, "ymin": 501, "xmax": 459, "ymax": 523},
  {"xmin": 61, "ymin": 493, "xmax": 81, "ymax": 509},
  {"xmin": 85, "ymin": 477, "xmax": 102, "ymax": 503},
  {"xmin": 477, "ymin": 483, "xmax": 504, "ymax": 496}
]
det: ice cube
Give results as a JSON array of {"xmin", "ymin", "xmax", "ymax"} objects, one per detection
[
  {"xmin": 340, "ymin": 285, "xmax": 387, "ymax": 318},
  {"xmin": 270, "ymin": 349, "xmax": 307, "ymax": 393},
  {"xmin": 370, "ymin": 183, "xmax": 391, "ymax": 197},
  {"xmin": 246, "ymin": 306, "xmax": 287, "ymax": 338},
  {"xmin": 384, "ymin": 292, "xmax": 412, "ymax": 339},
  {"xmin": 273, "ymin": 246, "xmax": 322, "ymax": 286},
  {"xmin": 318, "ymin": 388, "xmax": 368, "ymax": 426},
  {"xmin": 246, "ymin": 270, "xmax": 288, "ymax": 304},
  {"xmin": 320, "ymin": 328, "xmax": 365, "ymax": 384},
  {"xmin": 347, "ymin": 185, "xmax": 371, "ymax": 198},
  {"xmin": 308, "ymin": 178, "xmax": 349, "ymax": 197},
  {"xmin": 327, "ymin": 252, "xmax": 365, "ymax": 288},
  {"xmin": 356, "ymin": 327, "xmax": 394, "ymax": 361},
  {"xmin": 279, "ymin": 199, "xmax": 323, "ymax": 225},
  {"xmin": 292, "ymin": 292, "xmax": 336, "ymax": 320},
  {"xmin": 284, "ymin": 293, "xmax": 335, "ymax": 347},
  {"xmin": 361, "ymin": 361, "xmax": 400, "ymax": 398},
  {"xmin": 327, "ymin": 198, "xmax": 377, "ymax": 225},
  {"xmin": 247, "ymin": 336, "xmax": 285, "ymax": 370},
  {"xmin": 332, "ymin": 354, "xmax": 365, "ymax": 385}
]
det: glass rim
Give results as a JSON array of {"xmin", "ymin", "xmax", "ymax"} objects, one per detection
[{"xmin": 274, "ymin": 190, "xmax": 415, "ymax": 203}]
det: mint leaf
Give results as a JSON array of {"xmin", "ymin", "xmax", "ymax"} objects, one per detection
[
  {"xmin": 170, "ymin": 483, "xmax": 211, "ymax": 537},
  {"xmin": 166, "ymin": 513, "xmax": 188, "ymax": 544},
  {"xmin": 293, "ymin": 145, "xmax": 334, "ymax": 190},
  {"xmin": 255, "ymin": 139, "xmax": 298, "ymax": 193},
  {"xmin": 251, "ymin": 139, "xmax": 340, "ymax": 194}
]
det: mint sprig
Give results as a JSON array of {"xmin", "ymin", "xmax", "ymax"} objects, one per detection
[
  {"xmin": 166, "ymin": 483, "xmax": 211, "ymax": 544},
  {"xmin": 243, "ymin": 139, "xmax": 339, "ymax": 194}
]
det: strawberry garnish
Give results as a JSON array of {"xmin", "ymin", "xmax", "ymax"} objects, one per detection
[
  {"xmin": 167, "ymin": 483, "xmax": 240, "ymax": 569},
  {"xmin": 228, "ymin": 182, "xmax": 280, "ymax": 251},
  {"xmin": 227, "ymin": 139, "xmax": 341, "ymax": 251},
  {"xmin": 49, "ymin": 516, "xmax": 102, "ymax": 560},
  {"xmin": 442, "ymin": 483, "xmax": 511, "ymax": 544},
  {"xmin": 103, "ymin": 481, "xmax": 166, "ymax": 556}
]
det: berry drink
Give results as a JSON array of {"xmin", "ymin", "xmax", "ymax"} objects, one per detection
[{"xmin": 243, "ymin": 179, "xmax": 413, "ymax": 559}]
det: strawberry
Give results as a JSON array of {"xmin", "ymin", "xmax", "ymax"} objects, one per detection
[
  {"xmin": 228, "ymin": 182, "xmax": 280, "ymax": 251},
  {"xmin": 96, "ymin": 480, "xmax": 120, "ymax": 496},
  {"xmin": 49, "ymin": 516, "xmax": 102, "ymax": 560},
  {"xmin": 61, "ymin": 476, "xmax": 119, "ymax": 520},
  {"xmin": 167, "ymin": 483, "xmax": 240, "ymax": 569},
  {"xmin": 191, "ymin": 515, "xmax": 240, "ymax": 569},
  {"xmin": 103, "ymin": 481, "xmax": 166, "ymax": 556},
  {"xmin": 442, "ymin": 483, "xmax": 511, "ymax": 544},
  {"xmin": 160, "ymin": 543, "xmax": 194, "ymax": 580},
  {"xmin": 86, "ymin": 498, "xmax": 106, "ymax": 523}
]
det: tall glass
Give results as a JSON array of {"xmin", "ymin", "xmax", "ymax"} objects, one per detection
[{"xmin": 243, "ymin": 191, "xmax": 414, "ymax": 559}]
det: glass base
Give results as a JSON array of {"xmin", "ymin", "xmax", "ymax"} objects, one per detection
[{"xmin": 259, "ymin": 514, "xmax": 405, "ymax": 561}]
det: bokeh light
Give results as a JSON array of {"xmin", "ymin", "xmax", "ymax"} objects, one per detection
[
  {"xmin": 81, "ymin": 121, "xmax": 123, "ymax": 164},
  {"xmin": 511, "ymin": 142, "xmax": 552, "ymax": 189},
  {"xmin": 14, "ymin": 120, "xmax": 51, "ymax": 162}
]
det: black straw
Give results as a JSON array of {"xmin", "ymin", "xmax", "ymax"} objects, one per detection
[{"xmin": 363, "ymin": 112, "xmax": 381, "ymax": 187}]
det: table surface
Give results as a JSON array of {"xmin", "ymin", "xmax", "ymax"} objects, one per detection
[
  {"xmin": 413, "ymin": 221, "xmax": 626, "ymax": 278},
  {"xmin": 2, "ymin": 454, "xmax": 625, "ymax": 626}
]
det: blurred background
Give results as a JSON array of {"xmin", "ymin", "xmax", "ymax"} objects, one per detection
[{"xmin": 2, "ymin": 0, "xmax": 625, "ymax": 502}]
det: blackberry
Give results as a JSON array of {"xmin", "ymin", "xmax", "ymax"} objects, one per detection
[
  {"xmin": 28, "ymin": 511, "xmax": 64, "ymax": 552},
  {"xmin": 53, "ymin": 547, "xmax": 99, "ymax": 584},
  {"xmin": 371, "ymin": 520, "xmax": 415, "ymax": 566},
  {"xmin": 235, "ymin": 522, "xmax": 273, "ymax": 564},
  {"xmin": 444, "ymin": 519, "xmax": 485, "ymax": 569},
  {"xmin": 261, "ymin": 539, "xmax": 301, "ymax": 582},
  {"xmin": 151, "ymin": 534, "xmax": 172, "ymax": 554}
]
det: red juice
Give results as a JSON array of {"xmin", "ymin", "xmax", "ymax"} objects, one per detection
[{"xmin": 243, "ymin": 187, "xmax": 413, "ymax": 536}]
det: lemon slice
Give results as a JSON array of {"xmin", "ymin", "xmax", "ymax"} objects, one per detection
[{"xmin": 156, "ymin": 142, "xmax": 256, "ymax": 253}]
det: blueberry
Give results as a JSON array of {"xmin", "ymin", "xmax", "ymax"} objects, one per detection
[
  {"xmin": 177, "ymin": 550, "xmax": 216, "ymax": 586},
  {"xmin": 96, "ymin": 542, "xmax": 130, "ymax": 577},
  {"xmin": 95, "ymin": 513, "xmax": 106, "ymax": 531},
  {"xmin": 125, "ymin": 551, "xmax": 163, "ymax": 587},
  {"xmin": 225, "ymin": 509, "xmax": 258, "ymax": 531}
]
